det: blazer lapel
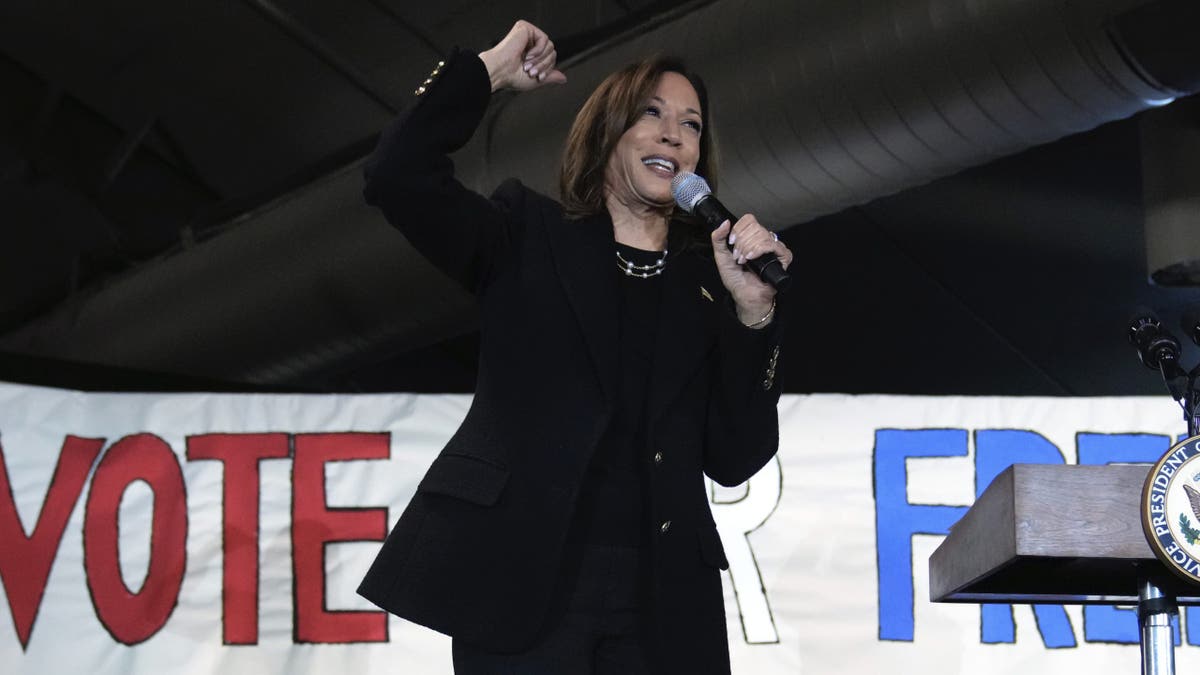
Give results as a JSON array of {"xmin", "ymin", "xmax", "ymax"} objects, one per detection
[
  {"xmin": 546, "ymin": 212, "xmax": 620, "ymax": 406},
  {"xmin": 648, "ymin": 250, "xmax": 719, "ymax": 423}
]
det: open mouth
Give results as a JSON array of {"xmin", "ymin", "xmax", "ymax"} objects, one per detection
[{"xmin": 642, "ymin": 156, "xmax": 677, "ymax": 177}]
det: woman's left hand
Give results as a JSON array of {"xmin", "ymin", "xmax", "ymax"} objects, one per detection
[{"xmin": 710, "ymin": 215, "xmax": 793, "ymax": 327}]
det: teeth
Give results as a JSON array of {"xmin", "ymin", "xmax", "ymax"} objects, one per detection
[{"xmin": 643, "ymin": 157, "xmax": 676, "ymax": 173}]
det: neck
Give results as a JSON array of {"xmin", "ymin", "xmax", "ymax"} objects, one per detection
[{"xmin": 606, "ymin": 194, "xmax": 670, "ymax": 251}]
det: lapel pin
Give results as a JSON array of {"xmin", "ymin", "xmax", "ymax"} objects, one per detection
[{"xmin": 700, "ymin": 286, "xmax": 714, "ymax": 302}]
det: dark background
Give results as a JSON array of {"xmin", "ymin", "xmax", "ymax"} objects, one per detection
[{"xmin": 0, "ymin": 0, "xmax": 1198, "ymax": 397}]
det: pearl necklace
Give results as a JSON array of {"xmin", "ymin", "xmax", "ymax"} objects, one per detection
[{"xmin": 615, "ymin": 248, "xmax": 668, "ymax": 278}]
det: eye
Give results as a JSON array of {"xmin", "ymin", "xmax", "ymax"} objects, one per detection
[
  {"xmin": 644, "ymin": 105, "xmax": 661, "ymax": 117},
  {"xmin": 683, "ymin": 119, "xmax": 702, "ymax": 133}
]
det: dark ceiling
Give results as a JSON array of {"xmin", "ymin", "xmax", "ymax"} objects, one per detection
[{"xmin": 1, "ymin": 0, "xmax": 1199, "ymax": 400}]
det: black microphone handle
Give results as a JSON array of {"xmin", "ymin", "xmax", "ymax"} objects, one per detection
[{"xmin": 693, "ymin": 196, "xmax": 791, "ymax": 292}]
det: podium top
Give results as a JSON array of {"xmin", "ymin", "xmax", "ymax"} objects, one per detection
[{"xmin": 929, "ymin": 463, "xmax": 1200, "ymax": 605}]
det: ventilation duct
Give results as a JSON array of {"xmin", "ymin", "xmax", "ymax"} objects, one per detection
[{"xmin": 468, "ymin": 0, "xmax": 1198, "ymax": 226}]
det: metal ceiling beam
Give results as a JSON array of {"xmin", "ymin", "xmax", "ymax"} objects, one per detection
[
  {"xmin": 2, "ymin": 0, "xmax": 1198, "ymax": 386},
  {"xmin": 364, "ymin": 0, "xmax": 447, "ymax": 58},
  {"xmin": 242, "ymin": 0, "xmax": 401, "ymax": 114}
]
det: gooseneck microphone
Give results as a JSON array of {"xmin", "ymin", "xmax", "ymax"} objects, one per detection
[
  {"xmin": 1128, "ymin": 310, "xmax": 1187, "ymax": 401},
  {"xmin": 671, "ymin": 172, "xmax": 791, "ymax": 292},
  {"xmin": 1129, "ymin": 308, "xmax": 1200, "ymax": 436},
  {"xmin": 1129, "ymin": 312, "xmax": 1182, "ymax": 370}
]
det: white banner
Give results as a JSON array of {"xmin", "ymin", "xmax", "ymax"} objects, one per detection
[{"xmin": 0, "ymin": 381, "xmax": 1196, "ymax": 674}]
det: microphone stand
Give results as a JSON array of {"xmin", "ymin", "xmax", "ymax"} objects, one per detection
[
  {"xmin": 1159, "ymin": 355, "xmax": 1194, "ymax": 436},
  {"xmin": 1128, "ymin": 315, "xmax": 1189, "ymax": 675},
  {"xmin": 1187, "ymin": 362, "xmax": 1200, "ymax": 438}
]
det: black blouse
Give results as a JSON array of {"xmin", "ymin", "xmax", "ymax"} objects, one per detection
[{"xmin": 576, "ymin": 242, "xmax": 667, "ymax": 547}]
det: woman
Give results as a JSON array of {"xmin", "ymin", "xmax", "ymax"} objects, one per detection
[{"xmin": 358, "ymin": 20, "xmax": 792, "ymax": 674}]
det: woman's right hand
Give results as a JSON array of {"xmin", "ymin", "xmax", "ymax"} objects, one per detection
[{"xmin": 479, "ymin": 20, "xmax": 568, "ymax": 93}]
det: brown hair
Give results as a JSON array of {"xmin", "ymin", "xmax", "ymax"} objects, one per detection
[{"xmin": 559, "ymin": 56, "xmax": 719, "ymax": 221}]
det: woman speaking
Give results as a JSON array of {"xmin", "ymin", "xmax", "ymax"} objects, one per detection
[{"xmin": 358, "ymin": 19, "xmax": 792, "ymax": 674}]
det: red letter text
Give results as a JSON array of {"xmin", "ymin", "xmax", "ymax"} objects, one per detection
[
  {"xmin": 0, "ymin": 435, "xmax": 104, "ymax": 649},
  {"xmin": 292, "ymin": 432, "xmax": 388, "ymax": 643},
  {"xmin": 186, "ymin": 432, "xmax": 289, "ymax": 644},
  {"xmin": 84, "ymin": 434, "xmax": 187, "ymax": 645}
]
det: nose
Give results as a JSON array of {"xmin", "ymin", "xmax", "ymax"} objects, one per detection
[{"xmin": 659, "ymin": 117, "xmax": 681, "ymax": 146}]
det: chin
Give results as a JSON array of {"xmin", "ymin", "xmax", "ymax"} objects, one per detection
[
  {"xmin": 636, "ymin": 183, "xmax": 673, "ymax": 204},
  {"xmin": 641, "ymin": 195, "xmax": 674, "ymax": 210}
]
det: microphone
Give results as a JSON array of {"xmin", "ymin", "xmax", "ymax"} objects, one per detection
[
  {"xmin": 671, "ymin": 172, "xmax": 791, "ymax": 292},
  {"xmin": 1129, "ymin": 309, "xmax": 1187, "ymax": 401},
  {"xmin": 1129, "ymin": 310, "xmax": 1182, "ymax": 370}
]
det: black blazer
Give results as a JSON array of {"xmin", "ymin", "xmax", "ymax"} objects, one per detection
[{"xmin": 357, "ymin": 50, "xmax": 785, "ymax": 674}]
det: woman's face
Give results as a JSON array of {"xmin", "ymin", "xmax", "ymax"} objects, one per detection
[{"xmin": 604, "ymin": 71, "xmax": 703, "ymax": 210}]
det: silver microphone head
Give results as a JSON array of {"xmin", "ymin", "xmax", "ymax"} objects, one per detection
[{"xmin": 671, "ymin": 172, "xmax": 711, "ymax": 213}]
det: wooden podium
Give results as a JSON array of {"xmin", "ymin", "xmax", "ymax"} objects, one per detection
[{"xmin": 930, "ymin": 464, "xmax": 1200, "ymax": 674}]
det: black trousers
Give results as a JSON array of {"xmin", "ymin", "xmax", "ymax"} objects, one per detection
[{"xmin": 451, "ymin": 544, "xmax": 652, "ymax": 674}]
